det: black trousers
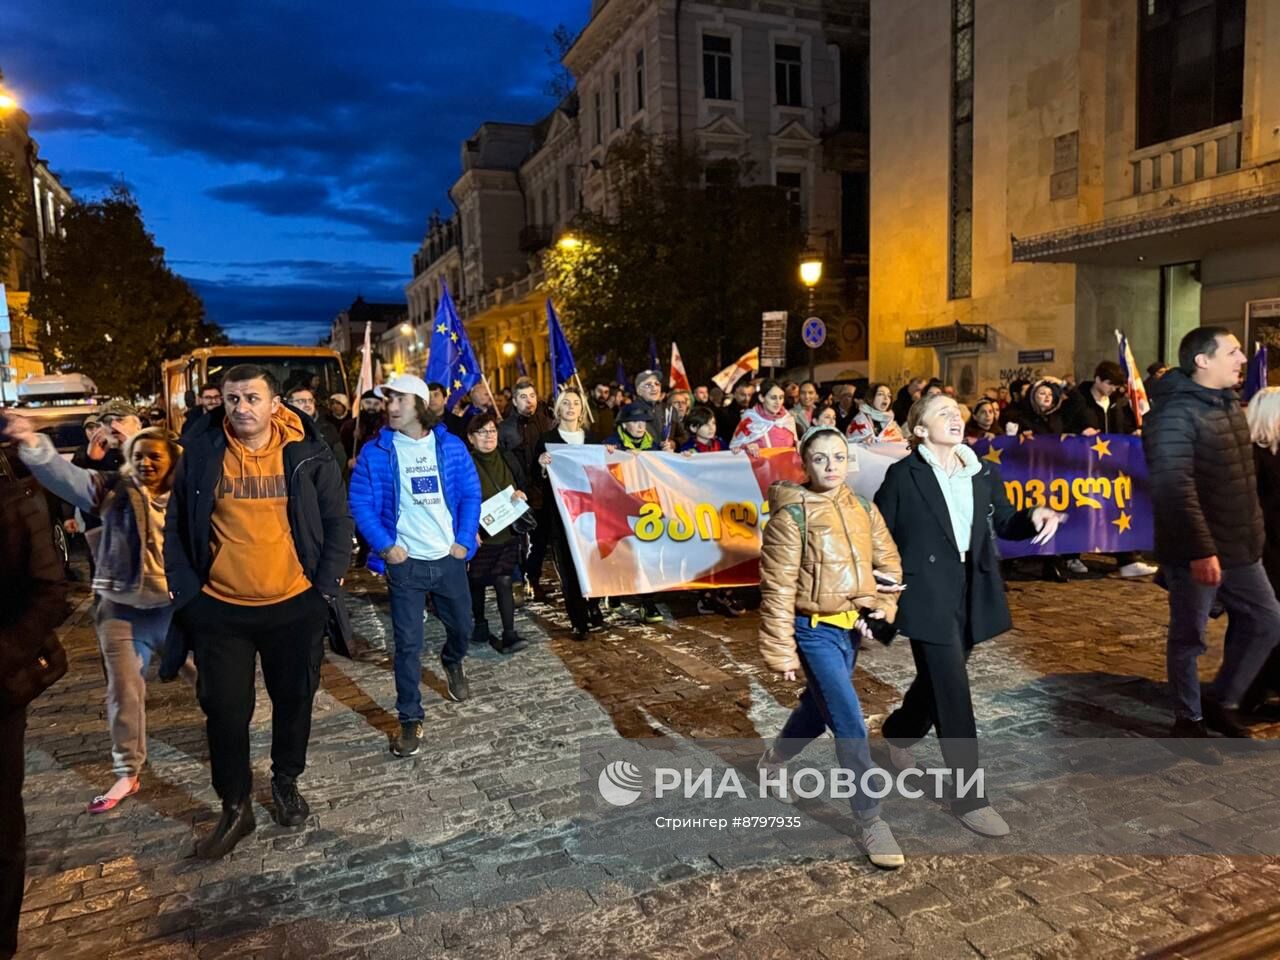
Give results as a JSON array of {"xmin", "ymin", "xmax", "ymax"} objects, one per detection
[
  {"xmin": 181, "ymin": 589, "xmax": 327, "ymax": 806},
  {"xmin": 0, "ymin": 706, "xmax": 26, "ymax": 960},
  {"xmin": 551, "ymin": 533, "xmax": 599, "ymax": 632},
  {"xmin": 882, "ymin": 602, "xmax": 987, "ymax": 815}
]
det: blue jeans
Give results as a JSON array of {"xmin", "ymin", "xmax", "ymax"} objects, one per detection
[
  {"xmin": 776, "ymin": 617, "xmax": 880, "ymax": 817},
  {"xmin": 1166, "ymin": 560, "xmax": 1280, "ymax": 720},
  {"xmin": 386, "ymin": 556, "xmax": 473, "ymax": 723}
]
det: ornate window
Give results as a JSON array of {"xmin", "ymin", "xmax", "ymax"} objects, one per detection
[{"xmin": 948, "ymin": 0, "xmax": 974, "ymax": 300}]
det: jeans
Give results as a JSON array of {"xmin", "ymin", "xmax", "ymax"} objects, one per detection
[
  {"xmin": 0, "ymin": 707, "xmax": 24, "ymax": 960},
  {"xmin": 775, "ymin": 618, "xmax": 880, "ymax": 818},
  {"xmin": 95, "ymin": 598, "xmax": 173, "ymax": 777},
  {"xmin": 1165, "ymin": 560, "xmax": 1280, "ymax": 720},
  {"xmin": 181, "ymin": 589, "xmax": 328, "ymax": 805},
  {"xmin": 386, "ymin": 556, "xmax": 473, "ymax": 723}
]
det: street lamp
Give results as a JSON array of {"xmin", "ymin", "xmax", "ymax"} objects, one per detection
[
  {"xmin": 501, "ymin": 338, "xmax": 517, "ymax": 358},
  {"xmin": 0, "ymin": 93, "xmax": 16, "ymax": 112},
  {"xmin": 399, "ymin": 322, "xmax": 412, "ymax": 336},
  {"xmin": 799, "ymin": 250, "xmax": 824, "ymax": 384},
  {"xmin": 557, "ymin": 234, "xmax": 582, "ymax": 252}
]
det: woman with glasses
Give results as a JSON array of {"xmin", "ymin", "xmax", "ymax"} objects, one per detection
[{"xmin": 464, "ymin": 413, "xmax": 530, "ymax": 654}]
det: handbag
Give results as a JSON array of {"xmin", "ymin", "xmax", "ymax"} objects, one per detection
[
  {"xmin": 512, "ymin": 509, "xmax": 538, "ymax": 535},
  {"xmin": 0, "ymin": 633, "xmax": 68, "ymax": 709}
]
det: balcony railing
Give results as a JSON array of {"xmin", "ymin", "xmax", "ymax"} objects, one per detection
[{"xmin": 1129, "ymin": 121, "xmax": 1243, "ymax": 196}]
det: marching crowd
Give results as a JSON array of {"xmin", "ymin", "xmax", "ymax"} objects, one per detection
[{"xmin": 2, "ymin": 325, "xmax": 1280, "ymax": 953}]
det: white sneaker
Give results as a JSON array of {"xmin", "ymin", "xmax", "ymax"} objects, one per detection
[
  {"xmin": 757, "ymin": 747, "xmax": 794, "ymax": 804},
  {"xmin": 859, "ymin": 817, "xmax": 905, "ymax": 869},
  {"xmin": 887, "ymin": 743, "xmax": 916, "ymax": 771},
  {"xmin": 957, "ymin": 805, "xmax": 1010, "ymax": 837},
  {"xmin": 1118, "ymin": 561, "xmax": 1158, "ymax": 578},
  {"xmin": 1065, "ymin": 558, "xmax": 1089, "ymax": 575}
]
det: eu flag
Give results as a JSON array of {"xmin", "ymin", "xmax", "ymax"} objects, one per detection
[
  {"xmin": 546, "ymin": 298, "xmax": 577, "ymax": 397},
  {"xmin": 425, "ymin": 282, "xmax": 482, "ymax": 407}
]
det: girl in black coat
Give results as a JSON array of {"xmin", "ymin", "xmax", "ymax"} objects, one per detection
[
  {"xmin": 874, "ymin": 394, "xmax": 1064, "ymax": 838},
  {"xmin": 1241, "ymin": 389, "xmax": 1280, "ymax": 713}
]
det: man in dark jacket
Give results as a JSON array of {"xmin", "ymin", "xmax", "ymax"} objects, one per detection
[
  {"xmin": 1061, "ymin": 361, "xmax": 1138, "ymax": 436},
  {"xmin": 1142, "ymin": 327, "xmax": 1280, "ymax": 758},
  {"xmin": 0, "ymin": 467, "xmax": 69, "ymax": 960},
  {"xmin": 715, "ymin": 381, "xmax": 755, "ymax": 443},
  {"xmin": 165, "ymin": 364, "xmax": 353, "ymax": 860},
  {"xmin": 499, "ymin": 378, "xmax": 553, "ymax": 598}
]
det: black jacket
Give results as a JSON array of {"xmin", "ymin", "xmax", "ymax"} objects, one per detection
[
  {"xmin": 1142, "ymin": 370, "xmax": 1262, "ymax": 568},
  {"xmin": 499, "ymin": 407, "xmax": 554, "ymax": 506},
  {"xmin": 163, "ymin": 406, "xmax": 355, "ymax": 609},
  {"xmin": 533, "ymin": 428, "xmax": 599, "ymax": 537},
  {"xmin": 1257, "ymin": 446, "xmax": 1280, "ymax": 592},
  {"xmin": 0, "ymin": 478, "xmax": 69, "ymax": 689},
  {"xmin": 874, "ymin": 450, "xmax": 1037, "ymax": 646},
  {"xmin": 1060, "ymin": 388, "xmax": 1137, "ymax": 435}
]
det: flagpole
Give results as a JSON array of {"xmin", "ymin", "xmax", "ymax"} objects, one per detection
[{"xmin": 572, "ymin": 371, "xmax": 595, "ymax": 424}]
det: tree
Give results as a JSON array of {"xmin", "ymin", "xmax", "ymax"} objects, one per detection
[
  {"xmin": 0, "ymin": 152, "xmax": 23, "ymax": 283},
  {"xmin": 543, "ymin": 23, "xmax": 577, "ymax": 100},
  {"xmin": 543, "ymin": 133, "xmax": 807, "ymax": 387},
  {"xmin": 29, "ymin": 186, "xmax": 227, "ymax": 398}
]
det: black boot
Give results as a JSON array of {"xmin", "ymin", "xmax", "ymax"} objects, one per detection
[
  {"xmin": 271, "ymin": 776, "xmax": 310, "ymax": 827},
  {"xmin": 1202, "ymin": 699, "xmax": 1252, "ymax": 738},
  {"xmin": 1041, "ymin": 559, "xmax": 1067, "ymax": 583},
  {"xmin": 195, "ymin": 800, "xmax": 256, "ymax": 859}
]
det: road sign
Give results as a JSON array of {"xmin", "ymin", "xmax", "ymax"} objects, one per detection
[
  {"xmin": 760, "ymin": 311, "xmax": 787, "ymax": 368},
  {"xmin": 801, "ymin": 316, "xmax": 826, "ymax": 349}
]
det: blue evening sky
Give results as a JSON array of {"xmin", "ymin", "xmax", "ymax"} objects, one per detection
[{"xmin": 1, "ymin": 1, "xmax": 586, "ymax": 343}]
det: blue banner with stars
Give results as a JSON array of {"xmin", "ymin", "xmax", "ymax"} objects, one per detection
[
  {"xmin": 425, "ymin": 282, "xmax": 482, "ymax": 408},
  {"xmin": 969, "ymin": 435, "xmax": 1153, "ymax": 558}
]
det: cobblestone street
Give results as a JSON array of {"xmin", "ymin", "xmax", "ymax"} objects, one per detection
[{"xmin": 15, "ymin": 560, "xmax": 1280, "ymax": 959}]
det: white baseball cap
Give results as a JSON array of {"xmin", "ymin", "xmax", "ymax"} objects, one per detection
[{"xmin": 374, "ymin": 374, "xmax": 431, "ymax": 404}]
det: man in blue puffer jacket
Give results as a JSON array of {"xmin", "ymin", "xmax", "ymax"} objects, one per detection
[{"xmin": 349, "ymin": 374, "xmax": 482, "ymax": 759}]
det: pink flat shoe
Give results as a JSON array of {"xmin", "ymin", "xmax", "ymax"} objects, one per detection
[{"xmin": 88, "ymin": 779, "xmax": 139, "ymax": 814}]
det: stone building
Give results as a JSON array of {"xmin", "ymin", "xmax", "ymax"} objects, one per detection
[
  {"xmin": 870, "ymin": 0, "xmax": 1279, "ymax": 399},
  {"xmin": 328, "ymin": 295, "xmax": 405, "ymax": 362},
  {"xmin": 0, "ymin": 97, "xmax": 72, "ymax": 389},
  {"xmin": 407, "ymin": 0, "xmax": 872, "ymax": 395}
]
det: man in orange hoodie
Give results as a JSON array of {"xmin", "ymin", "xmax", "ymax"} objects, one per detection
[{"xmin": 165, "ymin": 364, "xmax": 353, "ymax": 860}]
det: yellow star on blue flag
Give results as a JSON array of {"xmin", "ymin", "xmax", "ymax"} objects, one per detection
[
  {"xmin": 425, "ymin": 281, "xmax": 483, "ymax": 407},
  {"xmin": 1091, "ymin": 438, "xmax": 1112, "ymax": 458}
]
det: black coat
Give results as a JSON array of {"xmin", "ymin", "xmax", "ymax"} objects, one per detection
[
  {"xmin": 874, "ymin": 449, "xmax": 1037, "ymax": 646},
  {"xmin": 533, "ymin": 428, "xmax": 598, "ymax": 538},
  {"xmin": 1141, "ymin": 370, "xmax": 1262, "ymax": 568},
  {"xmin": 499, "ymin": 408, "xmax": 553, "ymax": 506},
  {"xmin": 1060, "ymin": 388, "xmax": 1137, "ymax": 435},
  {"xmin": 1255, "ymin": 445, "xmax": 1280, "ymax": 591},
  {"xmin": 163, "ymin": 406, "xmax": 355, "ymax": 610}
]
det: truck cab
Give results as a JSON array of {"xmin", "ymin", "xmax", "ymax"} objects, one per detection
[{"xmin": 164, "ymin": 346, "xmax": 348, "ymax": 426}]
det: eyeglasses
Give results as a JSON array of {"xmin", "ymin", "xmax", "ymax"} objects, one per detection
[{"xmin": 472, "ymin": 428, "xmax": 499, "ymax": 437}]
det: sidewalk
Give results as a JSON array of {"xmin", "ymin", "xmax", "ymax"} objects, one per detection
[{"xmin": 14, "ymin": 567, "xmax": 1280, "ymax": 959}]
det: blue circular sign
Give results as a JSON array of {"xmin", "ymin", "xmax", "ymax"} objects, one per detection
[{"xmin": 802, "ymin": 316, "xmax": 826, "ymax": 349}]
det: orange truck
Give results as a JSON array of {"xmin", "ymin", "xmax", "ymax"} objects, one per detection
[{"xmin": 163, "ymin": 346, "xmax": 349, "ymax": 427}]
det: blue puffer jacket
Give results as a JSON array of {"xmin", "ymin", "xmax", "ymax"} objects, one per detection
[{"xmin": 348, "ymin": 424, "xmax": 482, "ymax": 573}]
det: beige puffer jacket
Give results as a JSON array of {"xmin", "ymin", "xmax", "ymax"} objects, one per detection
[{"xmin": 758, "ymin": 481, "xmax": 903, "ymax": 673}]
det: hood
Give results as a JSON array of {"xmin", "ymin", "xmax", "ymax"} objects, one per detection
[
  {"xmin": 1028, "ymin": 378, "xmax": 1064, "ymax": 415},
  {"xmin": 1147, "ymin": 368, "xmax": 1236, "ymax": 406},
  {"xmin": 768, "ymin": 479, "xmax": 856, "ymax": 511}
]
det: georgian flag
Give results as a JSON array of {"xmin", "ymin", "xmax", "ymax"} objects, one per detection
[
  {"xmin": 669, "ymin": 341, "xmax": 691, "ymax": 391},
  {"xmin": 1115, "ymin": 329, "xmax": 1150, "ymax": 425}
]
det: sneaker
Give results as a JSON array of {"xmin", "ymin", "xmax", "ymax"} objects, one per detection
[
  {"xmin": 442, "ymin": 661, "xmax": 470, "ymax": 702},
  {"xmin": 1202, "ymin": 699, "xmax": 1252, "ymax": 738},
  {"xmin": 886, "ymin": 742, "xmax": 916, "ymax": 772},
  {"xmin": 721, "ymin": 593, "xmax": 745, "ymax": 617},
  {"xmin": 956, "ymin": 805, "xmax": 1010, "ymax": 838},
  {"xmin": 642, "ymin": 601, "xmax": 664, "ymax": 624},
  {"xmin": 195, "ymin": 801, "xmax": 255, "ymax": 860},
  {"xmin": 695, "ymin": 596, "xmax": 720, "ymax": 616},
  {"xmin": 1118, "ymin": 561, "xmax": 1159, "ymax": 578},
  {"xmin": 391, "ymin": 721, "xmax": 424, "ymax": 757},
  {"xmin": 500, "ymin": 633, "xmax": 529, "ymax": 653},
  {"xmin": 588, "ymin": 607, "xmax": 606, "ymax": 631},
  {"xmin": 756, "ymin": 747, "xmax": 794, "ymax": 804},
  {"xmin": 1065, "ymin": 558, "xmax": 1089, "ymax": 575},
  {"xmin": 858, "ymin": 817, "xmax": 905, "ymax": 869},
  {"xmin": 1168, "ymin": 717, "xmax": 1222, "ymax": 765},
  {"xmin": 270, "ymin": 776, "xmax": 310, "ymax": 827}
]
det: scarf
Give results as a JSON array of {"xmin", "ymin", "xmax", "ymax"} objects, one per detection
[
  {"xmin": 731, "ymin": 404, "xmax": 798, "ymax": 451},
  {"xmin": 858, "ymin": 402, "xmax": 894, "ymax": 426},
  {"xmin": 616, "ymin": 429, "xmax": 654, "ymax": 451}
]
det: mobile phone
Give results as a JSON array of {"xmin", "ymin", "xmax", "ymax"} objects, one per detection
[{"xmin": 873, "ymin": 571, "xmax": 901, "ymax": 586}]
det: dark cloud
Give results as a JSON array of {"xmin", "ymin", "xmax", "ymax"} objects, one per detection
[{"xmin": 4, "ymin": 1, "xmax": 578, "ymax": 242}]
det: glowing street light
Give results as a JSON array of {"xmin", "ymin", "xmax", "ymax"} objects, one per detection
[
  {"xmin": 399, "ymin": 322, "xmax": 412, "ymax": 336},
  {"xmin": 799, "ymin": 250, "xmax": 824, "ymax": 289},
  {"xmin": 557, "ymin": 234, "xmax": 582, "ymax": 251},
  {"xmin": 501, "ymin": 338, "xmax": 517, "ymax": 358},
  {"xmin": 0, "ymin": 90, "xmax": 17, "ymax": 112}
]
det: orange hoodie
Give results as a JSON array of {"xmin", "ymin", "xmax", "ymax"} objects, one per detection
[{"xmin": 203, "ymin": 405, "xmax": 312, "ymax": 606}]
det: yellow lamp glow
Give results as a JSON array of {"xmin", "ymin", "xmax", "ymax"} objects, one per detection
[
  {"xmin": 557, "ymin": 234, "xmax": 582, "ymax": 251},
  {"xmin": 501, "ymin": 338, "xmax": 517, "ymax": 358},
  {"xmin": 399, "ymin": 322, "xmax": 412, "ymax": 336},
  {"xmin": 799, "ymin": 252, "xmax": 824, "ymax": 288},
  {"xmin": 0, "ymin": 93, "xmax": 17, "ymax": 111}
]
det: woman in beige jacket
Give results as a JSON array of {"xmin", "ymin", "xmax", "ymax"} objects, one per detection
[{"xmin": 757, "ymin": 425, "xmax": 906, "ymax": 868}]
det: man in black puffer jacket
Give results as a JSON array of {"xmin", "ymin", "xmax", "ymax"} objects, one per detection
[{"xmin": 1142, "ymin": 327, "xmax": 1280, "ymax": 758}]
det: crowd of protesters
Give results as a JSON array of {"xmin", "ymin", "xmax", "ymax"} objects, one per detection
[{"xmin": 2, "ymin": 324, "xmax": 1280, "ymax": 946}]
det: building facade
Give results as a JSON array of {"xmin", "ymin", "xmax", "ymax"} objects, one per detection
[
  {"xmin": 328, "ymin": 295, "xmax": 404, "ymax": 362},
  {"xmin": 407, "ymin": 0, "xmax": 872, "ymax": 395},
  {"xmin": 870, "ymin": 0, "xmax": 1279, "ymax": 399},
  {"xmin": 0, "ymin": 100, "xmax": 72, "ymax": 389}
]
